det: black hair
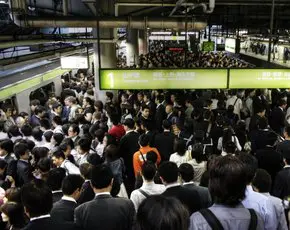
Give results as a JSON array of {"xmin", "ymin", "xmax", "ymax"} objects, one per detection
[
  {"xmin": 43, "ymin": 131, "xmax": 53, "ymax": 142},
  {"xmin": 37, "ymin": 157, "xmax": 51, "ymax": 173},
  {"xmin": 179, "ymin": 163, "xmax": 194, "ymax": 182},
  {"xmin": 5, "ymin": 187, "xmax": 21, "ymax": 203},
  {"xmin": 123, "ymin": 118, "xmax": 135, "ymax": 129},
  {"xmin": 21, "ymin": 179, "xmax": 53, "ymax": 218},
  {"xmin": 156, "ymin": 95, "xmax": 164, "ymax": 103},
  {"xmin": 30, "ymin": 99, "xmax": 40, "ymax": 107},
  {"xmin": 62, "ymin": 123, "xmax": 70, "ymax": 136},
  {"xmin": 21, "ymin": 124, "xmax": 32, "ymax": 137},
  {"xmin": 13, "ymin": 143, "xmax": 29, "ymax": 159},
  {"xmin": 52, "ymin": 149, "xmax": 66, "ymax": 160},
  {"xmin": 69, "ymin": 124, "xmax": 80, "ymax": 135},
  {"xmin": 139, "ymin": 134, "xmax": 150, "ymax": 147},
  {"xmin": 40, "ymin": 119, "xmax": 51, "ymax": 130},
  {"xmin": 146, "ymin": 151, "xmax": 158, "ymax": 164},
  {"xmin": 141, "ymin": 162, "xmax": 156, "ymax": 181},
  {"xmin": 87, "ymin": 153, "xmax": 102, "ymax": 166},
  {"xmin": 95, "ymin": 129, "xmax": 105, "ymax": 143},
  {"xmin": 53, "ymin": 133, "xmax": 64, "ymax": 146},
  {"xmin": 32, "ymin": 127, "xmax": 43, "ymax": 142},
  {"xmin": 8, "ymin": 125, "xmax": 22, "ymax": 137},
  {"xmin": 34, "ymin": 106, "xmax": 46, "ymax": 115},
  {"xmin": 252, "ymin": 168, "xmax": 272, "ymax": 193},
  {"xmin": 77, "ymin": 137, "xmax": 91, "ymax": 152},
  {"xmin": 158, "ymin": 161, "xmax": 178, "ymax": 184},
  {"xmin": 0, "ymin": 121, "xmax": 4, "ymax": 132},
  {"xmin": 162, "ymin": 120, "xmax": 171, "ymax": 130},
  {"xmin": 174, "ymin": 138, "xmax": 186, "ymax": 157},
  {"xmin": 52, "ymin": 116, "xmax": 63, "ymax": 126},
  {"xmin": 224, "ymin": 141, "xmax": 237, "ymax": 154},
  {"xmin": 52, "ymin": 103, "xmax": 62, "ymax": 111},
  {"xmin": 62, "ymin": 175, "xmax": 84, "ymax": 196},
  {"xmin": 257, "ymin": 117, "xmax": 268, "ymax": 130},
  {"xmin": 136, "ymin": 195, "xmax": 189, "ymax": 230},
  {"xmin": 222, "ymin": 128, "xmax": 235, "ymax": 149},
  {"xmin": 191, "ymin": 143, "xmax": 204, "ymax": 163},
  {"xmin": 0, "ymin": 139, "xmax": 14, "ymax": 154},
  {"xmin": 91, "ymin": 164, "xmax": 113, "ymax": 189},
  {"xmin": 237, "ymin": 152, "xmax": 258, "ymax": 184},
  {"xmin": 32, "ymin": 147, "xmax": 49, "ymax": 163},
  {"xmin": 61, "ymin": 138, "xmax": 75, "ymax": 149},
  {"xmin": 104, "ymin": 144, "xmax": 119, "ymax": 161},
  {"xmin": 0, "ymin": 202, "xmax": 27, "ymax": 228},
  {"xmin": 46, "ymin": 168, "xmax": 66, "ymax": 191},
  {"xmin": 209, "ymin": 155, "xmax": 247, "ymax": 207}
]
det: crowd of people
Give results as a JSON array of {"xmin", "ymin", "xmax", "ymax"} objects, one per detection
[
  {"xmin": 0, "ymin": 69, "xmax": 290, "ymax": 230},
  {"xmin": 117, "ymin": 40, "xmax": 252, "ymax": 68}
]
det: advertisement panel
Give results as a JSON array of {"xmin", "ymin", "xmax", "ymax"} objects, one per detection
[
  {"xmin": 230, "ymin": 69, "xmax": 290, "ymax": 88},
  {"xmin": 100, "ymin": 69, "xmax": 228, "ymax": 90}
]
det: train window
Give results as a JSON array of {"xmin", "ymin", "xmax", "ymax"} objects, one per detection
[{"xmin": 29, "ymin": 82, "xmax": 55, "ymax": 106}]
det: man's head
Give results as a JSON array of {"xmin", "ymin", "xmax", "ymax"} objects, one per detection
[
  {"xmin": 278, "ymin": 98, "xmax": 287, "ymax": 110},
  {"xmin": 21, "ymin": 179, "xmax": 53, "ymax": 218},
  {"xmin": 90, "ymin": 165, "xmax": 114, "ymax": 193},
  {"xmin": 143, "ymin": 93, "xmax": 151, "ymax": 103},
  {"xmin": 165, "ymin": 104, "xmax": 173, "ymax": 114},
  {"xmin": 209, "ymin": 155, "xmax": 247, "ymax": 207},
  {"xmin": 138, "ymin": 134, "xmax": 150, "ymax": 147},
  {"xmin": 62, "ymin": 175, "xmax": 84, "ymax": 201},
  {"xmin": 155, "ymin": 95, "xmax": 164, "ymax": 105},
  {"xmin": 158, "ymin": 161, "xmax": 179, "ymax": 185},
  {"xmin": 52, "ymin": 103, "xmax": 62, "ymax": 115},
  {"xmin": 237, "ymin": 153, "xmax": 258, "ymax": 184},
  {"xmin": 52, "ymin": 150, "xmax": 65, "ymax": 167},
  {"xmin": 13, "ymin": 143, "xmax": 30, "ymax": 160},
  {"xmin": 30, "ymin": 100, "xmax": 40, "ymax": 112},
  {"xmin": 252, "ymin": 169, "xmax": 272, "ymax": 193},
  {"xmin": 123, "ymin": 118, "xmax": 135, "ymax": 132},
  {"xmin": 79, "ymin": 163, "xmax": 92, "ymax": 180},
  {"xmin": 141, "ymin": 105, "xmax": 150, "ymax": 119},
  {"xmin": 34, "ymin": 106, "xmax": 46, "ymax": 118},
  {"xmin": 46, "ymin": 168, "xmax": 66, "ymax": 191},
  {"xmin": 0, "ymin": 139, "xmax": 13, "ymax": 156},
  {"xmin": 68, "ymin": 124, "xmax": 80, "ymax": 138},
  {"xmin": 77, "ymin": 137, "xmax": 91, "ymax": 155},
  {"xmin": 179, "ymin": 163, "xmax": 194, "ymax": 183},
  {"xmin": 141, "ymin": 162, "xmax": 157, "ymax": 181},
  {"xmin": 162, "ymin": 120, "xmax": 171, "ymax": 131}
]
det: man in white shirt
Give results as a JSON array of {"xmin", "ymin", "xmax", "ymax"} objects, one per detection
[
  {"xmin": 52, "ymin": 150, "xmax": 80, "ymax": 175},
  {"xmin": 130, "ymin": 162, "xmax": 165, "ymax": 211},
  {"xmin": 252, "ymin": 169, "xmax": 288, "ymax": 230},
  {"xmin": 238, "ymin": 153, "xmax": 278, "ymax": 230},
  {"xmin": 226, "ymin": 90, "xmax": 243, "ymax": 119}
]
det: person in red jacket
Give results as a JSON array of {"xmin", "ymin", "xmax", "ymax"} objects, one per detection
[{"xmin": 108, "ymin": 114, "xmax": 125, "ymax": 142}]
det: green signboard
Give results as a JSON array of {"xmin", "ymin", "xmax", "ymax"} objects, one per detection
[
  {"xmin": 100, "ymin": 69, "xmax": 228, "ymax": 90},
  {"xmin": 202, "ymin": 41, "xmax": 215, "ymax": 52},
  {"xmin": 230, "ymin": 69, "xmax": 290, "ymax": 89}
]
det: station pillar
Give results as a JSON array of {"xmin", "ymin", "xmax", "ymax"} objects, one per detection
[
  {"xmin": 138, "ymin": 29, "xmax": 148, "ymax": 55},
  {"xmin": 93, "ymin": 28, "xmax": 116, "ymax": 102},
  {"xmin": 126, "ymin": 29, "xmax": 139, "ymax": 67}
]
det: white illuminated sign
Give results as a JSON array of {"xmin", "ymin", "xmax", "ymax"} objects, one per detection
[{"xmin": 61, "ymin": 56, "xmax": 89, "ymax": 69}]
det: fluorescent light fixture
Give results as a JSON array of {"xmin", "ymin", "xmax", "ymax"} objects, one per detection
[{"xmin": 151, "ymin": 31, "xmax": 172, "ymax": 35}]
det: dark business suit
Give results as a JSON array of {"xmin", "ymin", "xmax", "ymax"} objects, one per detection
[
  {"xmin": 155, "ymin": 104, "xmax": 166, "ymax": 133},
  {"xmin": 277, "ymin": 140, "xmax": 290, "ymax": 157},
  {"xmin": 51, "ymin": 199, "xmax": 77, "ymax": 223},
  {"xmin": 75, "ymin": 194, "xmax": 135, "ymax": 230},
  {"xmin": 22, "ymin": 216, "xmax": 78, "ymax": 230},
  {"xmin": 119, "ymin": 131, "xmax": 140, "ymax": 195},
  {"xmin": 162, "ymin": 185, "xmax": 202, "ymax": 214},
  {"xmin": 16, "ymin": 160, "xmax": 33, "ymax": 187},
  {"xmin": 272, "ymin": 167, "xmax": 290, "ymax": 199},
  {"xmin": 154, "ymin": 131, "xmax": 175, "ymax": 161},
  {"xmin": 250, "ymin": 129, "xmax": 271, "ymax": 153},
  {"xmin": 269, "ymin": 107, "xmax": 285, "ymax": 135},
  {"xmin": 256, "ymin": 147, "xmax": 283, "ymax": 184},
  {"xmin": 182, "ymin": 183, "xmax": 212, "ymax": 209},
  {"xmin": 29, "ymin": 115, "xmax": 41, "ymax": 127},
  {"xmin": 78, "ymin": 181, "xmax": 95, "ymax": 205},
  {"xmin": 52, "ymin": 191, "xmax": 63, "ymax": 203}
]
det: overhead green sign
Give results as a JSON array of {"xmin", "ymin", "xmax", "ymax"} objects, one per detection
[
  {"xmin": 100, "ymin": 69, "xmax": 228, "ymax": 90},
  {"xmin": 230, "ymin": 69, "xmax": 290, "ymax": 89}
]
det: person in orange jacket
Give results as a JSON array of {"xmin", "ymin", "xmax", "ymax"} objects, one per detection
[{"xmin": 133, "ymin": 134, "xmax": 161, "ymax": 177}]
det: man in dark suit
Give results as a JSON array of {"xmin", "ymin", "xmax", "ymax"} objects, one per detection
[
  {"xmin": 272, "ymin": 151, "xmax": 290, "ymax": 199},
  {"xmin": 250, "ymin": 117, "xmax": 271, "ymax": 153},
  {"xmin": 143, "ymin": 92, "xmax": 156, "ymax": 118},
  {"xmin": 119, "ymin": 118, "xmax": 140, "ymax": 195},
  {"xmin": 74, "ymin": 165, "xmax": 135, "ymax": 230},
  {"xmin": 158, "ymin": 161, "xmax": 202, "ymax": 215},
  {"xmin": 29, "ymin": 106, "xmax": 46, "ymax": 127},
  {"xmin": 154, "ymin": 120, "xmax": 175, "ymax": 161},
  {"xmin": 256, "ymin": 132, "xmax": 283, "ymax": 183},
  {"xmin": 154, "ymin": 95, "xmax": 166, "ymax": 133},
  {"xmin": 269, "ymin": 99, "xmax": 287, "ymax": 135},
  {"xmin": 179, "ymin": 163, "xmax": 212, "ymax": 208},
  {"xmin": 46, "ymin": 168, "xmax": 66, "ymax": 203},
  {"xmin": 13, "ymin": 143, "xmax": 34, "ymax": 187},
  {"xmin": 78, "ymin": 163, "xmax": 95, "ymax": 205},
  {"xmin": 51, "ymin": 175, "xmax": 84, "ymax": 223},
  {"xmin": 21, "ymin": 179, "xmax": 77, "ymax": 230},
  {"xmin": 277, "ymin": 126, "xmax": 290, "ymax": 156}
]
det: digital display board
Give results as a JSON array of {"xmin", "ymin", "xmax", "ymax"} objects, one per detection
[
  {"xmin": 100, "ymin": 69, "xmax": 228, "ymax": 90},
  {"xmin": 229, "ymin": 69, "xmax": 290, "ymax": 88}
]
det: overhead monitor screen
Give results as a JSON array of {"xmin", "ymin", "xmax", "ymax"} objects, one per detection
[
  {"xmin": 229, "ymin": 69, "xmax": 290, "ymax": 88},
  {"xmin": 100, "ymin": 69, "xmax": 228, "ymax": 90}
]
